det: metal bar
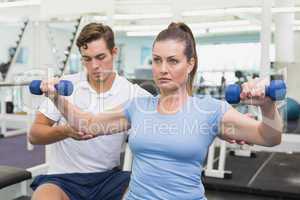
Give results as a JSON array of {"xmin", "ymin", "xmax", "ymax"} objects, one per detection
[{"xmin": 0, "ymin": 82, "xmax": 30, "ymax": 87}]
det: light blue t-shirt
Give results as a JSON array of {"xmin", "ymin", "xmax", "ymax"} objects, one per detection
[{"xmin": 124, "ymin": 95, "xmax": 231, "ymax": 200}]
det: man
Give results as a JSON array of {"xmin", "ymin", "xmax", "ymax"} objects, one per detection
[{"xmin": 29, "ymin": 23, "xmax": 150, "ymax": 200}]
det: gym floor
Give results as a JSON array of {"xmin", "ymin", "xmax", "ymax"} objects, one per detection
[
  {"xmin": 205, "ymin": 190, "xmax": 290, "ymax": 200},
  {"xmin": 0, "ymin": 134, "xmax": 45, "ymax": 169},
  {"xmin": 204, "ymin": 151, "xmax": 300, "ymax": 199}
]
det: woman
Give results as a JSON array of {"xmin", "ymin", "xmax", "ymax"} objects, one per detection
[{"xmin": 40, "ymin": 22, "xmax": 283, "ymax": 200}]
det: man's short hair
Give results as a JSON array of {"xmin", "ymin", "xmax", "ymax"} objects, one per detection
[{"xmin": 76, "ymin": 23, "xmax": 115, "ymax": 52}]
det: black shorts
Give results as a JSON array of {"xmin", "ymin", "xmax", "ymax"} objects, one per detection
[{"xmin": 30, "ymin": 169, "xmax": 130, "ymax": 200}]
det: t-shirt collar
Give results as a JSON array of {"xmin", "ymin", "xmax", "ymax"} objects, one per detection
[{"xmin": 77, "ymin": 71, "xmax": 120, "ymax": 97}]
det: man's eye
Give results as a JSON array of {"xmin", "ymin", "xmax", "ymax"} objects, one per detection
[
  {"xmin": 96, "ymin": 55, "xmax": 105, "ymax": 60},
  {"xmin": 83, "ymin": 58, "xmax": 91, "ymax": 62}
]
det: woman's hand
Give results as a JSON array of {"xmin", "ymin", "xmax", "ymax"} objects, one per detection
[
  {"xmin": 240, "ymin": 78, "xmax": 272, "ymax": 107},
  {"xmin": 223, "ymin": 78, "xmax": 283, "ymax": 146}
]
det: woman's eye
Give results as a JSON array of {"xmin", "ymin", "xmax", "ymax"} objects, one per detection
[
  {"xmin": 169, "ymin": 59, "xmax": 178, "ymax": 64},
  {"xmin": 153, "ymin": 58, "xmax": 161, "ymax": 63}
]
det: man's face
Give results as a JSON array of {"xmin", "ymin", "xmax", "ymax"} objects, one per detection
[{"xmin": 80, "ymin": 38, "xmax": 117, "ymax": 83}]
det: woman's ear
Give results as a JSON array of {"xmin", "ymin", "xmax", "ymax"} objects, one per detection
[{"xmin": 188, "ymin": 58, "xmax": 196, "ymax": 74}]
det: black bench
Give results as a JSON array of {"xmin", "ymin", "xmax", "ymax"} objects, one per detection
[
  {"xmin": 0, "ymin": 165, "xmax": 32, "ymax": 189},
  {"xmin": 14, "ymin": 196, "xmax": 31, "ymax": 200}
]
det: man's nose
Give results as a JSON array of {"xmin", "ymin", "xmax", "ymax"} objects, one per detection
[{"xmin": 91, "ymin": 58, "xmax": 100, "ymax": 69}]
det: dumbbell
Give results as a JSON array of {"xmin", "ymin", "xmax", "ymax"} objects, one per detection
[
  {"xmin": 29, "ymin": 80, "xmax": 73, "ymax": 96},
  {"xmin": 225, "ymin": 80, "xmax": 286, "ymax": 104}
]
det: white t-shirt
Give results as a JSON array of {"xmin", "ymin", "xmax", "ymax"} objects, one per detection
[{"xmin": 38, "ymin": 72, "xmax": 151, "ymax": 174}]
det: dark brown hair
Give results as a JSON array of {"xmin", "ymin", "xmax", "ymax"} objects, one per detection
[
  {"xmin": 153, "ymin": 22, "xmax": 198, "ymax": 95},
  {"xmin": 76, "ymin": 23, "xmax": 115, "ymax": 52}
]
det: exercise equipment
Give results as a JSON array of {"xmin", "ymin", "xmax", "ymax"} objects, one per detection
[
  {"xmin": 234, "ymin": 70, "xmax": 247, "ymax": 85},
  {"xmin": 29, "ymin": 80, "xmax": 73, "ymax": 96},
  {"xmin": 205, "ymin": 139, "xmax": 232, "ymax": 179},
  {"xmin": 0, "ymin": 82, "xmax": 32, "ymax": 139},
  {"xmin": 3, "ymin": 20, "xmax": 29, "ymax": 82},
  {"xmin": 225, "ymin": 80, "xmax": 286, "ymax": 104}
]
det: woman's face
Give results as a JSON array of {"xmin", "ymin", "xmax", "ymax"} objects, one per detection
[{"xmin": 152, "ymin": 40, "xmax": 194, "ymax": 94}]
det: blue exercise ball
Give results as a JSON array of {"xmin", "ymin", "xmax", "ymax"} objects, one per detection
[{"xmin": 285, "ymin": 97, "xmax": 300, "ymax": 121}]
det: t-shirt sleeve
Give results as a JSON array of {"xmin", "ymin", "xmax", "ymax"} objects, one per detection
[
  {"xmin": 123, "ymin": 98, "xmax": 136, "ymax": 124},
  {"xmin": 123, "ymin": 96, "xmax": 150, "ymax": 124},
  {"xmin": 123, "ymin": 83, "xmax": 152, "ymax": 123},
  {"xmin": 208, "ymin": 98, "xmax": 232, "ymax": 137},
  {"xmin": 133, "ymin": 84, "xmax": 153, "ymax": 98},
  {"xmin": 38, "ymin": 98, "xmax": 62, "ymax": 122}
]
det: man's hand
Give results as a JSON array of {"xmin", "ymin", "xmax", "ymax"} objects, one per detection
[
  {"xmin": 223, "ymin": 113, "xmax": 254, "ymax": 146},
  {"xmin": 63, "ymin": 125, "xmax": 95, "ymax": 141}
]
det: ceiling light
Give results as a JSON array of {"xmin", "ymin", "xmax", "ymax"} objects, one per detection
[
  {"xmin": 182, "ymin": 7, "xmax": 300, "ymax": 17},
  {"xmin": 182, "ymin": 7, "xmax": 261, "ymax": 17},
  {"xmin": 208, "ymin": 25, "xmax": 261, "ymax": 34},
  {"xmin": 115, "ymin": 24, "xmax": 166, "ymax": 31},
  {"xmin": 126, "ymin": 31, "xmax": 159, "ymax": 37},
  {"xmin": 126, "ymin": 29, "xmax": 206, "ymax": 37},
  {"xmin": 189, "ymin": 20, "xmax": 250, "ymax": 29},
  {"xmin": 114, "ymin": 13, "xmax": 172, "ymax": 20},
  {"xmin": 0, "ymin": 0, "xmax": 40, "ymax": 8}
]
